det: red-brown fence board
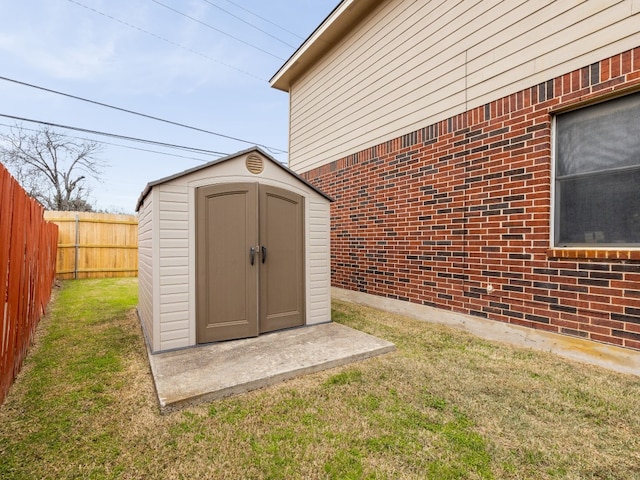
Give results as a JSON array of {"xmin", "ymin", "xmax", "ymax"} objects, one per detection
[
  {"xmin": 0, "ymin": 163, "xmax": 58, "ymax": 406},
  {"xmin": 0, "ymin": 176, "xmax": 12, "ymax": 404}
]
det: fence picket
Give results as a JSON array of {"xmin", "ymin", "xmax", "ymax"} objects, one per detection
[
  {"xmin": 0, "ymin": 171, "xmax": 14, "ymax": 403},
  {"xmin": 44, "ymin": 211, "xmax": 138, "ymax": 279},
  {"xmin": 0, "ymin": 163, "xmax": 58, "ymax": 405}
]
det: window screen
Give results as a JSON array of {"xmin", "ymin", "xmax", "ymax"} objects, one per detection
[{"xmin": 555, "ymin": 92, "xmax": 640, "ymax": 247}]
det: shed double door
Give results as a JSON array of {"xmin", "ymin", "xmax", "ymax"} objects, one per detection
[{"xmin": 196, "ymin": 183, "xmax": 304, "ymax": 343}]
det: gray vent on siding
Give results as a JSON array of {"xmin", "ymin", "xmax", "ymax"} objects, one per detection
[{"xmin": 246, "ymin": 154, "xmax": 264, "ymax": 174}]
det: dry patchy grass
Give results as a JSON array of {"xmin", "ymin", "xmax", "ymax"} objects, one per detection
[{"xmin": 1, "ymin": 280, "xmax": 639, "ymax": 479}]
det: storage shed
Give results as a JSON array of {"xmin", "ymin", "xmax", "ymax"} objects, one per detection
[{"xmin": 135, "ymin": 147, "xmax": 333, "ymax": 354}]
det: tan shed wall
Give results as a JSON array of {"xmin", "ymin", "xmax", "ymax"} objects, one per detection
[
  {"xmin": 307, "ymin": 199, "xmax": 331, "ymax": 324},
  {"xmin": 147, "ymin": 153, "xmax": 331, "ymax": 352},
  {"xmin": 157, "ymin": 184, "xmax": 191, "ymax": 352},
  {"xmin": 137, "ymin": 193, "xmax": 154, "ymax": 347},
  {"xmin": 288, "ymin": 0, "xmax": 640, "ymax": 172}
]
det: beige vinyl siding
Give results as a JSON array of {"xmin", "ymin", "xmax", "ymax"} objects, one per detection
[
  {"xmin": 137, "ymin": 193, "xmax": 154, "ymax": 347},
  {"xmin": 288, "ymin": 0, "xmax": 640, "ymax": 172},
  {"xmin": 306, "ymin": 198, "xmax": 331, "ymax": 325},
  {"xmin": 158, "ymin": 185, "xmax": 191, "ymax": 351}
]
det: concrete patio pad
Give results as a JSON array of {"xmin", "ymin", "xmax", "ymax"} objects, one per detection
[{"xmin": 146, "ymin": 322, "xmax": 395, "ymax": 413}]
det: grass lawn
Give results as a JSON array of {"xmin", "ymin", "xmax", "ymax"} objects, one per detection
[{"xmin": 1, "ymin": 278, "xmax": 639, "ymax": 479}]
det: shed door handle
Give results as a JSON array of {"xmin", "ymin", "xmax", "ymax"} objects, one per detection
[
  {"xmin": 261, "ymin": 246, "xmax": 266, "ymax": 263},
  {"xmin": 250, "ymin": 247, "xmax": 255, "ymax": 266}
]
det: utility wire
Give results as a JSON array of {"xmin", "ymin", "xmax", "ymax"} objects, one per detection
[
  {"xmin": 200, "ymin": 0, "xmax": 296, "ymax": 49},
  {"xmin": 0, "ymin": 122, "xmax": 219, "ymax": 163},
  {"xmin": 219, "ymin": 0, "xmax": 305, "ymax": 40},
  {"xmin": 83, "ymin": 140, "xmax": 216, "ymax": 162},
  {"xmin": 65, "ymin": 0, "xmax": 267, "ymax": 82},
  {"xmin": 0, "ymin": 75, "xmax": 288, "ymax": 155},
  {"xmin": 150, "ymin": 0, "xmax": 285, "ymax": 60},
  {"xmin": 0, "ymin": 113, "xmax": 228, "ymax": 157}
]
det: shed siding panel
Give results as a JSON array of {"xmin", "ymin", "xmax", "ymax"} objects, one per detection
[
  {"xmin": 161, "ymin": 293, "xmax": 189, "ymax": 304},
  {"xmin": 160, "ymin": 302, "xmax": 190, "ymax": 314},
  {"xmin": 159, "ymin": 238, "xmax": 189, "ymax": 250},
  {"xmin": 160, "ymin": 256, "xmax": 188, "ymax": 267},
  {"xmin": 137, "ymin": 194, "xmax": 154, "ymax": 346},
  {"xmin": 161, "ymin": 330, "xmax": 190, "ymax": 342},
  {"xmin": 159, "ymin": 265, "xmax": 189, "ymax": 277},
  {"xmin": 306, "ymin": 198, "xmax": 331, "ymax": 325},
  {"xmin": 159, "ymin": 311, "xmax": 189, "ymax": 323},
  {"xmin": 159, "ymin": 220, "xmax": 189, "ymax": 231},
  {"xmin": 159, "ymin": 249, "xmax": 188, "ymax": 258},
  {"xmin": 158, "ymin": 184, "xmax": 191, "ymax": 351},
  {"xmin": 160, "ymin": 338, "xmax": 191, "ymax": 351},
  {"xmin": 160, "ymin": 210, "xmax": 190, "ymax": 221},
  {"xmin": 160, "ymin": 284, "xmax": 188, "ymax": 295},
  {"xmin": 288, "ymin": 0, "xmax": 640, "ymax": 172},
  {"xmin": 163, "ymin": 319, "xmax": 189, "ymax": 333},
  {"xmin": 159, "ymin": 274, "xmax": 189, "ymax": 286},
  {"xmin": 160, "ymin": 229, "xmax": 188, "ymax": 239},
  {"xmin": 161, "ymin": 320, "xmax": 190, "ymax": 333}
]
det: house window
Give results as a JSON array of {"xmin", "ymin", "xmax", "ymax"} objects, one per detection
[{"xmin": 554, "ymin": 92, "xmax": 640, "ymax": 247}]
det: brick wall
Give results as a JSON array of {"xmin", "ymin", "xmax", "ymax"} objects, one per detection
[{"xmin": 303, "ymin": 47, "xmax": 640, "ymax": 350}]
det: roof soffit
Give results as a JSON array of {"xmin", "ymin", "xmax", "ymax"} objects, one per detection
[{"xmin": 270, "ymin": 0, "xmax": 381, "ymax": 91}]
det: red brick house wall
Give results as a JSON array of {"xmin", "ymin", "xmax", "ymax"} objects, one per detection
[{"xmin": 302, "ymin": 47, "xmax": 640, "ymax": 350}]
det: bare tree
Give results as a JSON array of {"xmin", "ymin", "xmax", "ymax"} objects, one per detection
[{"xmin": 0, "ymin": 125, "xmax": 106, "ymax": 211}]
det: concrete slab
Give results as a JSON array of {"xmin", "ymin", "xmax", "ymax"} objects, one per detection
[
  {"xmin": 334, "ymin": 288, "xmax": 640, "ymax": 378},
  {"xmin": 146, "ymin": 322, "xmax": 395, "ymax": 413}
]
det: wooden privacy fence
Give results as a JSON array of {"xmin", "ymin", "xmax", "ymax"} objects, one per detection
[
  {"xmin": 44, "ymin": 211, "xmax": 138, "ymax": 280},
  {"xmin": 0, "ymin": 163, "xmax": 58, "ymax": 406}
]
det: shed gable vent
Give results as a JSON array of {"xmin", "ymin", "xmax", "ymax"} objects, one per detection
[{"xmin": 246, "ymin": 154, "xmax": 264, "ymax": 174}]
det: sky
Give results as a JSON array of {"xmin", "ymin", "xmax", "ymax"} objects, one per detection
[{"xmin": 0, "ymin": 0, "xmax": 338, "ymax": 213}]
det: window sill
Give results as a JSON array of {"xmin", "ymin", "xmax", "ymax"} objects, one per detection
[{"xmin": 547, "ymin": 248, "xmax": 640, "ymax": 260}]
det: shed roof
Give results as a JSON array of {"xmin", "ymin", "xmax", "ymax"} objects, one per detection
[
  {"xmin": 270, "ymin": 0, "xmax": 379, "ymax": 92},
  {"xmin": 135, "ymin": 146, "xmax": 333, "ymax": 212}
]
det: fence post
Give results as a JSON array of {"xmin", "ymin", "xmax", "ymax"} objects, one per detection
[{"xmin": 74, "ymin": 213, "xmax": 79, "ymax": 280}]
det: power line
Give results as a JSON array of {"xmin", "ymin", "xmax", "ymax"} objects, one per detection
[
  {"xmin": 0, "ymin": 113, "xmax": 228, "ymax": 157},
  {"xmin": 101, "ymin": 142, "xmax": 215, "ymax": 162},
  {"xmin": 0, "ymin": 122, "xmax": 219, "ymax": 163},
  {"xmin": 150, "ymin": 0, "xmax": 285, "ymax": 61},
  {"xmin": 200, "ymin": 0, "xmax": 296, "ymax": 49},
  {"xmin": 84, "ymin": 140, "xmax": 215, "ymax": 162},
  {"xmin": 65, "ymin": 0, "xmax": 267, "ymax": 82},
  {"xmin": 219, "ymin": 0, "xmax": 305, "ymax": 40},
  {"xmin": 0, "ymin": 75, "xmax": 288, "ymax": 155}
]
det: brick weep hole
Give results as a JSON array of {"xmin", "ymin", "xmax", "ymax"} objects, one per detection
[{"xmin": 302, "ymin": 47, "xmax": 640, "ymax": 350}]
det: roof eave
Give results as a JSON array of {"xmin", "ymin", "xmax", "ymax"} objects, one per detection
[{"xmin": 270, "ymin": 0, "xmax": 378, "ymax": 92}]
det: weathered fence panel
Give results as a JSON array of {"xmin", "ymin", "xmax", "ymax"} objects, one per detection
[
  {"xmin": 0, "ymin": 163, "xmax": 58, "ymax": 406},
  {"xmin": 44, "ymin": 211, "xmax": 138, "ymax": 279}
]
